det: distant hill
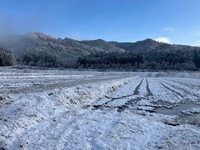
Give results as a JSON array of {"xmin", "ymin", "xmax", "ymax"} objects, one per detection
[
  {"xmin": 110, "ymin": 38, "xmax": 200, "ymax": 53},
  {"xmin": 0, "ymin": 33, "xmax": 125, "ymax": 67},
  {"xmin": 0, "ymin": 32, "xmax": 200, "ymax": 70},
  {"xmin": 80, "ymin": 39, "xmax": 125, "ymax": 53},
  {"xmin": 79, "ymin": 39, "xmax": 200, "ymax": 70},
  {"xmin": 0, "ymin": 33, "xmax": 104, "ymax": 67}
]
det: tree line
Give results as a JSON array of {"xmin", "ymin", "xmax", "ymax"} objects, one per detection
[
  {"xmin": 1, "ymin": 46, "xmax": 200, "ymax": 71},
  {"xmin": 78, "ymin": 50, "xmax": 200, "ymax": 71},
  {"xmin": 78, "ymin": 52, "xmax": 143, "ymax": 70},
  {"xmin": 22, "ymin": 50, "xmax": 60, "ymax": 67}
]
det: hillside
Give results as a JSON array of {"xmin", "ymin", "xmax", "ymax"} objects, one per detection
[
  {"xmin": 110, "ymin": 38, "xmax": 200, "ymax": 53},
  {"xmin": 0, "ymin": 33, "xmax": 100, "ymax": 67},
  {"xmin": 0, "ymin": 33, "xmax": 126, "ymax": 68},
  {"xmin": 0, "ymin": 32, "xmax": 200, "ymax": 70},
  {"xmin": 79, "ymin": 39, "xmax": 200, "ymax": 70},
  {"xmin": 80, "ymin": 39, "xmax": 125, "ymax": 53}
]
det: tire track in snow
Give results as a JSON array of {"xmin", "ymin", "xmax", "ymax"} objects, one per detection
[
  {"xmin": 103, "ymin": 78, "xmax": 144, "ymax": 110},
  {"xmin": 108, "ymin": 78, "xmax": 146, "ymax": 111},
  {"xmin": 147, "ymin": 78, "xmax": 182, "ymax": 103},
  {"xmin": 146, "ymin": 78, "xmax": 153, "ymax": 97},
  {"xmin": 93, "ymin": 78, "xmax": 143, "ymax": 109},
  {"xmin": 117, "ymin": 97, "xmax": 144, "ymax": 112},
  {"xmin": 159, "ymin": 82, "xmax": 183, "ymax": 98},
  {"xmin": 96, "ymin": 78, "xmax": 156, "ymax": 112},
  {"xmin": 137, "ymin": 78, "xmax": 147, "ymax": 96},
  {"xmin": 133, "ymin": 78, "xmax": 144, "ymax": 95},
  {"xmin": 162, "ymin": 79, "xmax": 200, "ymax": 98}
]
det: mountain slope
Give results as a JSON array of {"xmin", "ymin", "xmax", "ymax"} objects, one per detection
[
  {"xmin": 110, "ymin": 38, "xmax": 200, "ymax": 53},
  {"xmin": 0, "ymin": 33, "xmax": 117, "ymax": 67},
  {"xmin": 0, "ymin": 32, "xmax": 200, "ymax": 69},
  {"xmin": 80, "ymin": 39, "xmax": 125, "ymax": 53}
]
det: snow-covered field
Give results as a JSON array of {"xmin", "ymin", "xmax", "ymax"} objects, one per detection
[{"xmin": 0, "ymin": 68, "xmax": 200, "ymax": 150}]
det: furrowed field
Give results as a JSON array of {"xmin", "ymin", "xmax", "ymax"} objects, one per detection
[{"xmin": 1, "ymin": 68, "xmax": 200, "ymax": 149}]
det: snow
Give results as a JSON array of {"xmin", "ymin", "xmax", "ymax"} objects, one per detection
[
  {"xmin": 159, "ymin": 78, "xmax": 199, "ymax": 100},
  {"xmin": 105, "ymin": 95, "xmax": 137, "ymax": 107},
  {"xmin": 2, "ymin": 109, "xmax": 200, "ymax": 150},
  {"xmin": 1, "ymin": 69, "xmax": 200, "ymax": 149},
  {"xmin": 105, "ymin": 77, "xmax": 141, "ymax": 98},
  {"xmin": 182, "ymin": 107, "xmax": 200, "ymax": 115},
  {"xmin": 148, "ymin": 78, "xmax": 183, "ymax": 103}
]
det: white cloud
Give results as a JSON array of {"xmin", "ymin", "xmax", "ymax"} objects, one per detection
[
  {"xmin": 155, "ymin": 37, "xmax": 171, "ymax": 44},
  {"xmin": 193, "ymin": 40, "xmax": 200, "ymax": 47},
  {"xmin": 163, "ymin": 27, "xmax": 175, "ymax": 32}
]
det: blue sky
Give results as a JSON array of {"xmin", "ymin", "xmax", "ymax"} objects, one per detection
[{"xmin": 0, "ymin": 0, "xmax": 200, "ymax": 45}]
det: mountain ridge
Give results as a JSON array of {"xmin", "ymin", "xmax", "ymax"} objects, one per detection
[{"xmin": 0, "ymin": 32, "xmax": 200, "ymax": 69}]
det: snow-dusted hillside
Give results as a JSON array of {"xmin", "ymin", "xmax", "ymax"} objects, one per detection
[{"xmin": 0, "ymin": 69, "xmax": 200, "ymax": 149}]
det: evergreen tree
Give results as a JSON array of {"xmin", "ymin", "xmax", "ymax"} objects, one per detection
[
  {"xmin": 0, "ymin": 48, "xmax": 16, "ymax": 66},
  {"xmin": 193, "ymin": 50, "xmax": 200, "ymax": 70}
]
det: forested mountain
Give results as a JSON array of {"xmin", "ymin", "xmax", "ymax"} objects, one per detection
[
  {"xmin": 0, "ymin": 33, "xmax": 103, "ymax": 67},
  {"xmin": 80, "ymin": 39, "xmax": 125, "ymax": 53},
  {"xmin": 0, "ymin": 32, "xmax": 200, "ymax": 70},
  {"xmin": 79, "ymin": 38, "xmax": 200, "ymax": 71},
  {"xmin": 110, "ymin": 39, "xmax": 164, "ymax": 53},
  {"xmin": 110, "ymin": 38, "xmax": 198, "ymax": 53},
  {"xmin": 0, "ymin": 33, "xmax": 126, "ymax": 68}
]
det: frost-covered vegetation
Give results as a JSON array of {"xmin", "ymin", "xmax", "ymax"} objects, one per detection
[
  {"xmin": 0, "ymin": 48, "xmax": 16, "ymax": 66},
  {"xmin": 0, "ymin": 69, "xmax": 200, "ymax": 149}
]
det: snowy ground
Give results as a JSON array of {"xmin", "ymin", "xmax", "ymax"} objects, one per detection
[{"xmin": 0, "ymin": 68, "xmax": 200, "ymax": 150}]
